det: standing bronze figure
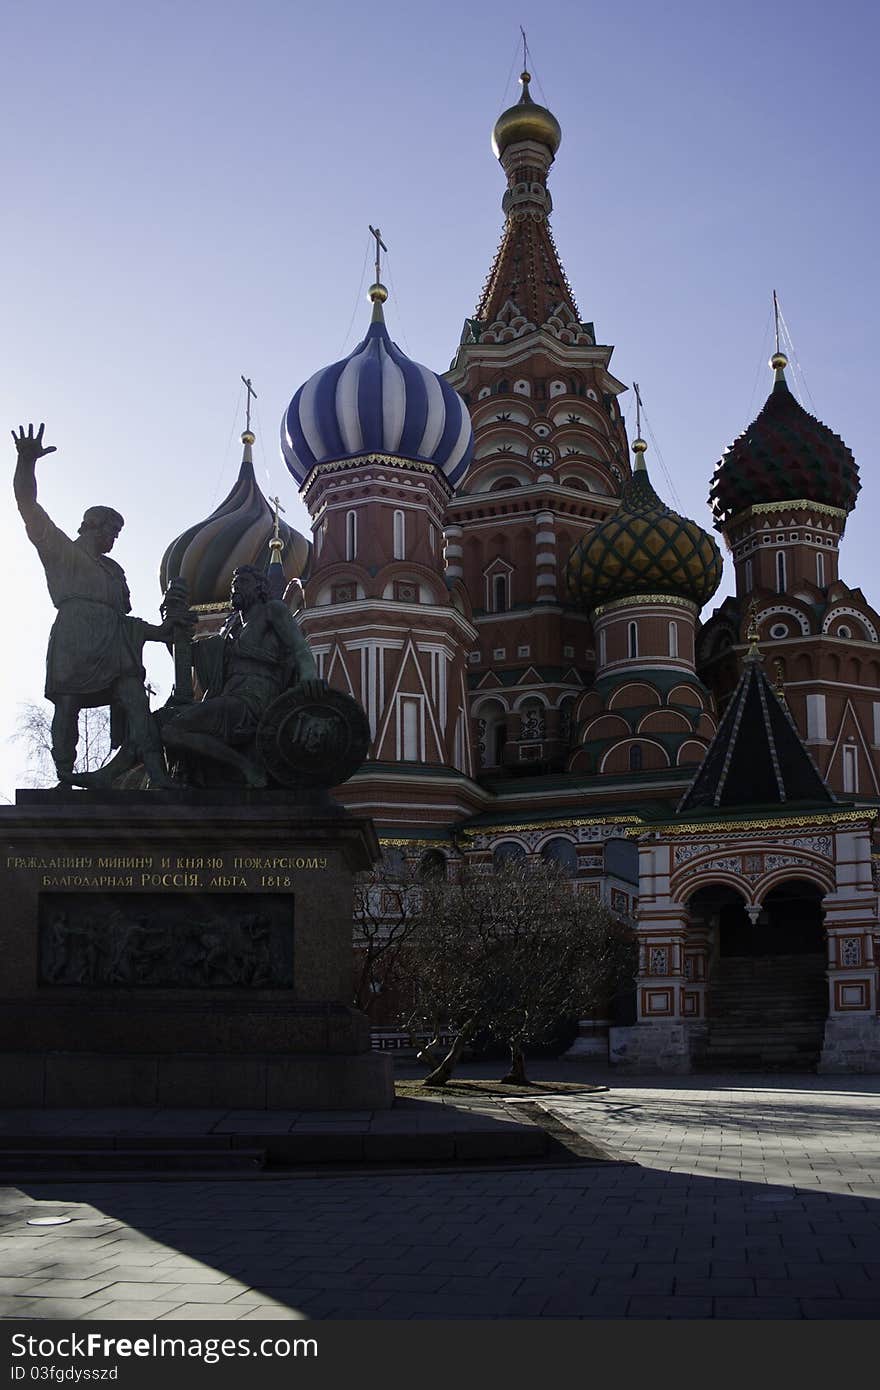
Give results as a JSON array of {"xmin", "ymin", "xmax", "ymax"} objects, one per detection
[{"xmin": 12, "ymin": 423, "xmax": 179, "ymax": 786}]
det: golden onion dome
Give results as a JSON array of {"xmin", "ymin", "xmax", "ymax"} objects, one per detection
[
  {"xmin": 492, "ymin": 71, "xmax": 561, "ymax": 159},
  {"xmin": 565, "ymin": 443, "xmax": 722, "ymax": 612}
]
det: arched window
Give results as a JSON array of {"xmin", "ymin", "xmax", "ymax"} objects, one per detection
[
  {"xmin": 629, "ymin": 744, "xmax": 643, "ymax": 772},
  {"xmin": 816, "ymin": 551, "xmax": 825, "ymax": 588},
  {"xmin": 628, "ymin": 621, "xmax": 639, "ymax": 659},
  {"xmin": 776, "ymin": 549, "xmax": 787, "ymax": 594},
  {"xmin": 598, "ymin": 629, "xmax": 607, "ymax": 666},
  {"xmin": 540, "ymin": 838, "xmax": 578, "ymax": 874},
  {"xmin": 393, "ymin": 510, "xmax": 405, "ymax": 560},
  {"xmin": 744, "ymin": 557, "xmax": 753, "ymax": 591},
  {"xmin": 493, "ymin": 841, "xmax": 525, "ymax": 869},
  {"xmin": 668, "ymin": 622, "xmax": 679, "ymax": 658},
  {"xmin": 345, "ymin": 510, "xmax": 357, "ymax": 561},
  {"xmin": 418, "ymin": 849, "xmax": 446, "ymax": 881},
  {"xmin": 493, "ymin": 574, "xmax": 508, "ymax": 612}
]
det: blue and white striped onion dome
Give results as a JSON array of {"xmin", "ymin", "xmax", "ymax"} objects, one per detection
[{"xmin": 281, "ymin": 290, "xmax": 473, "ymax": 488}]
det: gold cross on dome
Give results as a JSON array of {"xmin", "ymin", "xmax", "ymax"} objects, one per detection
[
  {"xmin": 241, "ymin": 375, "xmax": 258, "ymax": 432},
  {"xmin": 368, "ymin": 224, "xmax": 387, "ymax": 284},
  {"xmin": 270, "ymin": 494, "xmax": 286, "ymax": 542}
]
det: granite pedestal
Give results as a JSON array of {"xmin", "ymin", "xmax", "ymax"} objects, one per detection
[{"xmin": 0, "ymin": 789, "xmax": 393, "ymax": 1109}]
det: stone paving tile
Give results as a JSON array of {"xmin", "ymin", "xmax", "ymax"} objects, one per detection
[
  {"xmin": 541, "ymin": 1294, "xmax": 630, "ymax": 1318},
  {"xmin": 21, "ymin": 1276, "xmax": 117, "ymax": 1299},
  {"xmin": 714, "ymin": 1297, "xmax": 804, "ymax": 1318},
  {"xmin": 1, "ymin": 1296, "xmax": 117, "ymax": 1319},
  {"xmin": 802, "ymin": 1298, "xmax": 880, "ymax": 1319},
  {"xmin": 237, "ymin": 1306, "xmax": 312, "ymax": 1320},
  {"xmin": 628, "ymin": 1296, "xmax": 714, "ymax": 1318},
  {"xmin": 675, "ymin": 1278, "xmax": 754, "ymax": 1297},
  {"xmin": 79, "ymin": 1300, "xmax": 183, "ymax": 1321},
  {"xmin": 158, "ymin": 1303, "xmax": 251, "ymax": 1320}
]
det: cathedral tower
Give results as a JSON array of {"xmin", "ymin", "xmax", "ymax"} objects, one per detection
[
  {"xmin": 445, "ymin": 72, "xmax": 630, "ymax": 775},
  {"xmin": 700, "ymin": 353, "xmax": 880, "ymax": 798},
  {"xmin": 565, "ymin": 433, "xmax": 722, "ymax": 776},
  {"xmin": 280, "ymin": 274, "xmax": 482, "ymax": 829}
]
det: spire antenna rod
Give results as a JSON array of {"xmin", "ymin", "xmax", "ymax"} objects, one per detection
[
  {"xmin": 520, "ymin": 25, "xmax": 528, "ymax": 71},
  {"xmin": 368, "ymin": 224, "xmax": 387, "ymax": 285},
  {"xmin": 241, "ymin": 375, "xmax": 258, "ymax": 433},
  {"xmin": 772, "ymin": 289, "xmax": 781, "ymax": 355}
]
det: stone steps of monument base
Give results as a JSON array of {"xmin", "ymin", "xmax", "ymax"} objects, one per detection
[
  {"xmin": 0, "ymin": 1146, "xmax": 267, "ymax": 1175},
  {"xmin": 0, "ymin": 1126, "xmax": 548, "ymax": 1175}
]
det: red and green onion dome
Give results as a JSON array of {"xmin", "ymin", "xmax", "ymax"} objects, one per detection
[
  {"xmin": 565, "ymin": 439, "xmax": 723, "ymax": 612},
  {"xmin": 709, "ymin": 354, "xmax": 860, "ymax": 530}
]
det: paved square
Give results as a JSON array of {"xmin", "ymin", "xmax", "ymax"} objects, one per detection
[{"xmin": 1, "ymin": 1071, "xmax": 879, "ymax": 1319}]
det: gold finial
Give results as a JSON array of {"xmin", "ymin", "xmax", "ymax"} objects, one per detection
[
  {"xmin": 745, "ymin": 599, "xmax": 762, "ymax": 661},
  {"xmin": 491, "ymin": 40, "xmax": 561, "ymax": 159},
  {"xmin": 368, "ymin": 225, "xmax": 389, "ymax": 312},
  {"xmin": 770, "ymin": 292, "xmax": 789, "ymax": 383},
  {"xmin": 773, "ymin": 657, "xmax": 787, "ymax": 704}
]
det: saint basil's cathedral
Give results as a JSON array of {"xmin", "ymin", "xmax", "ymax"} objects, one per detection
[{"xmin": 162, "ymin": 73, "xmax": 880, "ymax": 1073}]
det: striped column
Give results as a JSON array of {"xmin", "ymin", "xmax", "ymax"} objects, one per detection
[
  {"xmin": 445, "ymin": 524, "xmax": 463, "ymax": 581},
  {"xmin": 535, "ymin": 511, "xmax": 557, "ymax": 603}
]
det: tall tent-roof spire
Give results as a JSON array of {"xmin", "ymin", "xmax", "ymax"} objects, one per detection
[{"xmin": 466, "ymin": 64, "xmax": 592, "ymax": 347}]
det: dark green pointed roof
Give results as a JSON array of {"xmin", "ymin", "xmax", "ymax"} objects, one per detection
[{"xmin": 677, "ymin": 654, "xmax": 834, "ymax": 812}]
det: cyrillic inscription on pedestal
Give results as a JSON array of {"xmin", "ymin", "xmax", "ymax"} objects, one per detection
[{"xmin": 38, "ymin": 892, "xmax": 294, "ymax": 988}]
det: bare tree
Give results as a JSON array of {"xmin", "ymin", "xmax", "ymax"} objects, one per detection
[
  {"xmin": 403, "ymin": 859, "xmax": 636, "ymax": 1087},
  {"xmin": 11, "ymin": 701, "xmax": 113, "ymax": 788},
  {"xmin": 352, "ymin": 850, "xmax": 427, "ymax": 1016}
]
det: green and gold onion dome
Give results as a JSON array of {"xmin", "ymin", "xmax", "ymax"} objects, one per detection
[
  {"xmin": 160, "ymin": 430, "xmax": 310, "ymax": 606},
  {"xmin": 708, "ymin": 353, "xmax": 860, "ymax": 530},
  {"xmin": 565, "ymin": 437, "xmax": 723, "ymax": 611},
  {"xmin": 492, "ymin": 71, "xmax": 561, "ymax": 159}
]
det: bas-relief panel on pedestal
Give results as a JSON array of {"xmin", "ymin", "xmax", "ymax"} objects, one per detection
[{"xmin": 38, "ymin": 892, "xmax": 294, "ymax": 989}]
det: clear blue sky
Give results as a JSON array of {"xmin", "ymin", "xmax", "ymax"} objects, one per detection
[{"xmin": 2, "ymin": 0, "xmax": 877, "ymax": 797}]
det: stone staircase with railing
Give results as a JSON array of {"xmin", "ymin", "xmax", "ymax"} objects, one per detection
[{"xmin": 698, "ymin": 953, "xmax": 828, "ymax": 1071}]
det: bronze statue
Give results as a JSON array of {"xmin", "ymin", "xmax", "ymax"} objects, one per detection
[
  {"xmin": 12, "ymin": 423, "xmax": 184, "ymax": 787},
  {"xmin": 161, "ymin": 564, "xmax": 322, "ymax": 787}
]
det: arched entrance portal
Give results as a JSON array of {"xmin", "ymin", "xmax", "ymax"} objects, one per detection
[{"xmin": 689, "ymin": 879, "xmax": 828, "ymax": 1070}]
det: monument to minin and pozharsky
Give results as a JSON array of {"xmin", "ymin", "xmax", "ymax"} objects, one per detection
[{"xmin": 0, "ymin": 424, "xmax": 393, "ymax": 1108}]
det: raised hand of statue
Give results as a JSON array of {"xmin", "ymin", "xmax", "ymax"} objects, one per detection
[{"xmin": 11, "ymin": 423, "xmax": 57, "ymax": 467}]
